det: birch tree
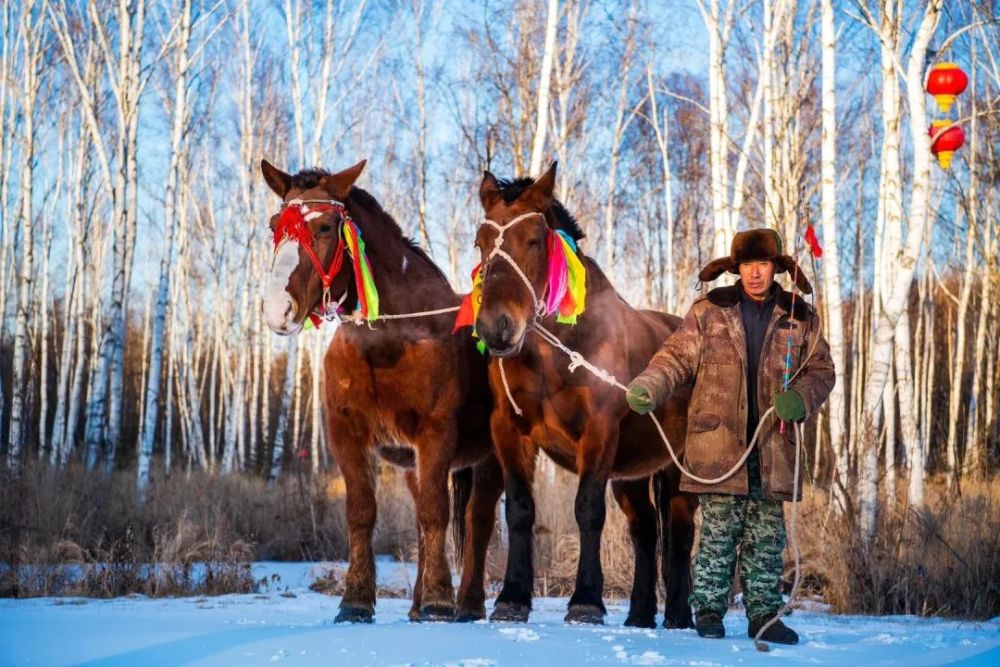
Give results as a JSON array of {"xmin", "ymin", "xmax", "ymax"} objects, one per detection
[
  {"xmin": 138, "ymin": 0, "xmax": 195, "ymax": 498},
  {"xmin": 819, "ymin": 0, "xmax": 848, "ymax": 512},
  {"xmin": 7, "ymin": 0, "xmax": 46, "ymax": 473},
  {"xmin": 856, "ymin": 0, "xmax": 943, "ymax": 541},
  {"xmin": 527, "ymin": 0, "xmax": 559, "ymax": 176},
  {"xmin": 48, "ymin": 0, "xmax": 149, "ymax": 471}
]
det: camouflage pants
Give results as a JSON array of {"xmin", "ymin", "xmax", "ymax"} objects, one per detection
[{"xmin": 689, "ymin": 451, "xmax": 786, "ymax": 620}]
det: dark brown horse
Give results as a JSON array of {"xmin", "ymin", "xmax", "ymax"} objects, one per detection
[
  {"xmin": 260, "ymin": 159, "xmax": 503, "ymax": 623},
  {"xmin": 470, "ymin": 163, "xmax": 697, "ymax": 628}
]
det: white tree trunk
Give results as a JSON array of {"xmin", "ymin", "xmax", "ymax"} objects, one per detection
[
  {"xmin": 897, "ymin": 308, "xmax": 923, "ymax": 508},
  {"xmin": 602, "ymin": 0, "xmax": 639, "ymax": 280},
  {"xmin": 49, "ymin": 0, "xmax": 148, "ymax": 471},
  {"xmin": 964, "ymin": 76, "xmax": 991, "ymax": 475},
  {"xmin": 820, "ymin": 0, "xmax": 849, "ymax": 512},
  {"xmin": 7, "ymin": 0, "xmax": 44, "ymax": 472},
  {"xmin": 645, "ymin": 64, "xmax": 676, "ymax": 312},
  {"xmin": 883, "ymin": 363, "xmax": 896, "ymax": 499},
  {"xmin": 269, "ymin": 342, "xmax": 299, "ymax": 483},
  {"xmin": 946, "ymin": 198, "xmax": 976, "ymax": 485},
  {"xmin": 700, "ymin": 0, "xmax": 734, "ymax": 258},
  {"xmin": 858, "ymin": 0, "xmax": 942, "ymax": 542},
  {"xmin": 138, "ymin": 0, "xmax": 191, "ymax": 499},
  {"xmin": 528, "ymin": 0, "xmax": 559, "ymax": 176}
]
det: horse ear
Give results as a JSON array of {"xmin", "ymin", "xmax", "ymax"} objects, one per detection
[
  {"xmin": 480, "ymin": 171, "xmax": 502, "ymax": 211},
  {"xmin": 261, "ymin": 159, "xmax": 292, "ymax": 198},
  {"xmin": 522, "ymin": 161, "xmax": 558, "ymax": 210},
  {"xmin": 321, "ymin": 159, "xmax": 367, "ymax": 199}
]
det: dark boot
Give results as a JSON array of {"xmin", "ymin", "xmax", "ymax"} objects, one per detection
[
  {"xmin": 695, "ymin": 611, "xmax": 725, "ymax": 639},
  {"xmin": 748, "ymin": 616, "xmax": 799, "ymax": 645}
]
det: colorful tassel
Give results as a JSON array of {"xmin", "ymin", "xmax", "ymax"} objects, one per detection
[
  {"xmin": 453, "ymin": 262, "xmax": 483, "ymax": 333},
  {"xmin": 546, "ymin": 229, "xmax": 587, "ymax": 324},
  {"xmin": 342, "ymin": 220, "xmax": 380, "ymax": 321},
  {"xmin": 454, "ymin": 229, "xmax": 587, "ymax": 337}
]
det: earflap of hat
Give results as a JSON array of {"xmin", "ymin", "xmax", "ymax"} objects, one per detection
[
  {"xmin": 774, "ymin": 255, "xmax": 813, "ymax": 294},
  {"xmin": 698, "ymin": 257, "xmax": 737, "ymax": 283}
]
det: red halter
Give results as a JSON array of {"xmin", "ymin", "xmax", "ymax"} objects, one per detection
[{"xmin": 272, "ymin": 198, "xmax": 348, "ymax": 290}]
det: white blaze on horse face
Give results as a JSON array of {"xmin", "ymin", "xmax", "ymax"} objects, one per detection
[{"xmin": 262, "ymin": 238, "xmax": 302, "ymax": 332}]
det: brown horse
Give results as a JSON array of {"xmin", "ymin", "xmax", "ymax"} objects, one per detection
[
  {"xmin": 470, "ymin": 163, "xmax": 698, "ymax": 628},
  {"xmin": 260, "ymin": 159, "xmax": 503, "ymax": 623}
]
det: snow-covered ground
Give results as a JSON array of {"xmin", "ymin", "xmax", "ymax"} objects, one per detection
[{"xmin": 2, "ymin": 561, "xmax": 998, "ymax": 666}]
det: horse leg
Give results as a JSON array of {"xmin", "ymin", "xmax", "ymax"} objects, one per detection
[
  {"xmin": 566, "ymin": 420, "xmax": 617, "ymax": 625},
  {"xmin": 564, "ymin": 470, "xmax": 611, "ymax": 624},
  {"xmin": 456, "ymin": 454, "xmax": 504, "ymax": 622},
  {"xmin": 657, "ymin": 468, "xmax": 697, "ymax": 629},
  {"xmin": 404, "ymin": 469, "xmax": 425, "ymax": 621},
  {"xmin": 414, "ymin": 421, "xmax": 459, "ymax": 621},
  {"xmin": 611, "ymin": 477, "xmax": 658, "ymax": 629},
  {"xmin": 490, "ymin": 420, "xmax": 538, "ymax": 623},
  {"xmin": 331, "ymin": 420, "xmax": 378, "ymax": 624}
]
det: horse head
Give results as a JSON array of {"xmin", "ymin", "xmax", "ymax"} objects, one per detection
[
  {"xmin": 473, "ymin": 162, "xmax": 587, "ymax": 356},
  {"xmin": 260, "ymin": 158, "xmax": 366, "ymax": 334}
]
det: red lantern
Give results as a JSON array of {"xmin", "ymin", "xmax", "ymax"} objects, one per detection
[
  {"xmin": 929, "ymin": 120, "xmax": 965, "ymax": 169},
  {"xmin": 925, "ymin": 62, "xmax": 968, "ymax": 113}
]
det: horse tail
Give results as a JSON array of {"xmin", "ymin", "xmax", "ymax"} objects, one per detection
[
  {"xmin": 653, "ymin": 469, "xmax": 668, "ymax": 588},
  {"xmin": 451, "ymin": 467, "xmax": 474, "ymax": 564}
]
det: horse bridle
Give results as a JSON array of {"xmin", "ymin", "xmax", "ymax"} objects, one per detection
[
  {"xmin": 480, "ymin": 210, "xmax": 549, "ymax": 319},
  {"xmin": 271, "ymin": 197, "xmax": 352, "ymax": 319}
]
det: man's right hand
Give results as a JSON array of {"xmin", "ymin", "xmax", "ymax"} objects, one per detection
[{"xmin": 626, "ymin": 382, "xmax": 656, "ymax": 415}]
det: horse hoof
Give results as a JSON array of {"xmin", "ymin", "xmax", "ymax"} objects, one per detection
[
  {"xmin": 335, "ymin": 606, "xmax": 374, "ymax": 624},
  {"xmin": 624, "ymin": 614, "xmax": 657, "ymax": 629},
  {"xmin": 418, "ymin": 604, "xmax": 456, "ymax": 622},
  {"xmin": 407, "ymin": 606, "xmax": 421, "ymax": 622},
  {"xmin": 663, "ymin": 613, "xmax": 694, "ymax": 630},
  {"xmin": 565, "ymin": 604, "xmax": 605, "ymax": 625},
  {"xmin": 490, "ymin": 601, "xmax": 530, "ymax": 623},
  {"xmin": 456, "ymin": 606, "xmax": 487, "ymax": 623}
]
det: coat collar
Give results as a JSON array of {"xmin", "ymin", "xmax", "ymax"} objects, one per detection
[{"xmin": 706, "ymin": 281, "xmax": 812, "ymax": 321}]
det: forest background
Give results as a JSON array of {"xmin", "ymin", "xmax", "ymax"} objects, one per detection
[{"xmin": 0, "ymin": 0, "xmax": 997, "ymax": 618}]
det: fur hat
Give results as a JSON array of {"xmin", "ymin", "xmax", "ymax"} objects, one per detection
[{"xmin": 698, "ymin": 228, "xmax": 812, "ymax": 294}]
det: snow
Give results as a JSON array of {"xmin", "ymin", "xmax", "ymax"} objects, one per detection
[{"xmin": 2, "ymin": 561, "xmax": 998, "ymax": 667}]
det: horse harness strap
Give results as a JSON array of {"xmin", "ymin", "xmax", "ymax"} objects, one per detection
[
  {"xmin": 482, "ymin": 211, "xmax": 548, "ymax": 319},
  {"xmin": 271, "ymin": 197, "xmax": 460, "ymax": 328},
  {"xmin": 273, "ymin": 197, "xmax": 351, "ymax": 315}
]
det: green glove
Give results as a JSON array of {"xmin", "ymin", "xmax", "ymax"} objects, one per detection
[
  {"xmin": 626, "ymin": 382, "xmax": 656, "ymax": 415},
  {"xmin": 773, "ymin": 389, "xmax": 806, "ymax": 422}
]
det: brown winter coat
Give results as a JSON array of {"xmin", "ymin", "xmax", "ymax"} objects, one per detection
[{"xmin": 632, "ymin": 282, "xmax": 835, "ymax": 501}]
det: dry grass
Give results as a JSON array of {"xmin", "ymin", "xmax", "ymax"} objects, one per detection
[
  {"xmin": 3, "ymin": 459, "xmax": 997, "ymax": 619},
  {"xmin": 308, "ymin": 561, "xmax": 413, "ymax": 599},
  {"xmin": 527, "ymin": 465, "xmax": 636, "ymax": 599},
  {"xmin": 795, "ymin": 476, "xmax": 1000, "ymax": 619},
  {"xmin": 0, "ymin": 460, "xmax": 411, "ymax": 598}
]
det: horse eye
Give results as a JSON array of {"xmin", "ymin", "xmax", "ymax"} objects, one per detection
[
  {"xmin": 528, "ymin": 238, "xmax": 542, "ymax": 249},
  {"xmin": 319, "ymin": 224, "xmax": 332, "ymax": 234}
]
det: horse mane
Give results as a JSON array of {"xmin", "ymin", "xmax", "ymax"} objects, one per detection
[
  {"xmin": 290, "ymin": 167, "xmax": 449, "ymax": 283},
  {"xmin": 496, "ymin": 176, "xmax": 586, "ymax": 243}
]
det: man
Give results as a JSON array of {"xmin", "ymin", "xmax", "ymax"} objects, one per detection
[{"xmin": 626, "ymin": 229, "xmax": 835, "ymax": 645}]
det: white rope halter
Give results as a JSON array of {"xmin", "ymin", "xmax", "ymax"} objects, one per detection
[{"xmin": 481, "ymin": 211, "xmax": 548, "ymax": 320}]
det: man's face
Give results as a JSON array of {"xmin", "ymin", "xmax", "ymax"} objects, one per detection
[{"xmin": 739, "ymin": 260, "xmax": 776, "ymax": 300}]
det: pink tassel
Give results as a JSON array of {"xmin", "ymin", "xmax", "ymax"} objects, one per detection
[{"xmin": 545, "ymin": 230, "xmax": 569, "ymax": 315}]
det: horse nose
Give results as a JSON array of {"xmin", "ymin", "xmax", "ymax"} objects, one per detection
[
  {"xmin": 479, "ymin": 312, "xmax": 515, "ymax": 351},
  {"xmin": 262, "ymin": 292, "xmax": 298, "ymax": 332},
  {"xmin": 496, "ymin": 314, "xmax": 512, "ymax": 341}
]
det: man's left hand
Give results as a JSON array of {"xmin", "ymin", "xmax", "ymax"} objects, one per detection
[{"xmin": 773, "ymin": 389, "xmax": 805, "ymax": 422}]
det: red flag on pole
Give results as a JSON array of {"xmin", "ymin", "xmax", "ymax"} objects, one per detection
[{"xmin": 805, "ymin": 225, "xmax": 823, "ymax": 258}]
